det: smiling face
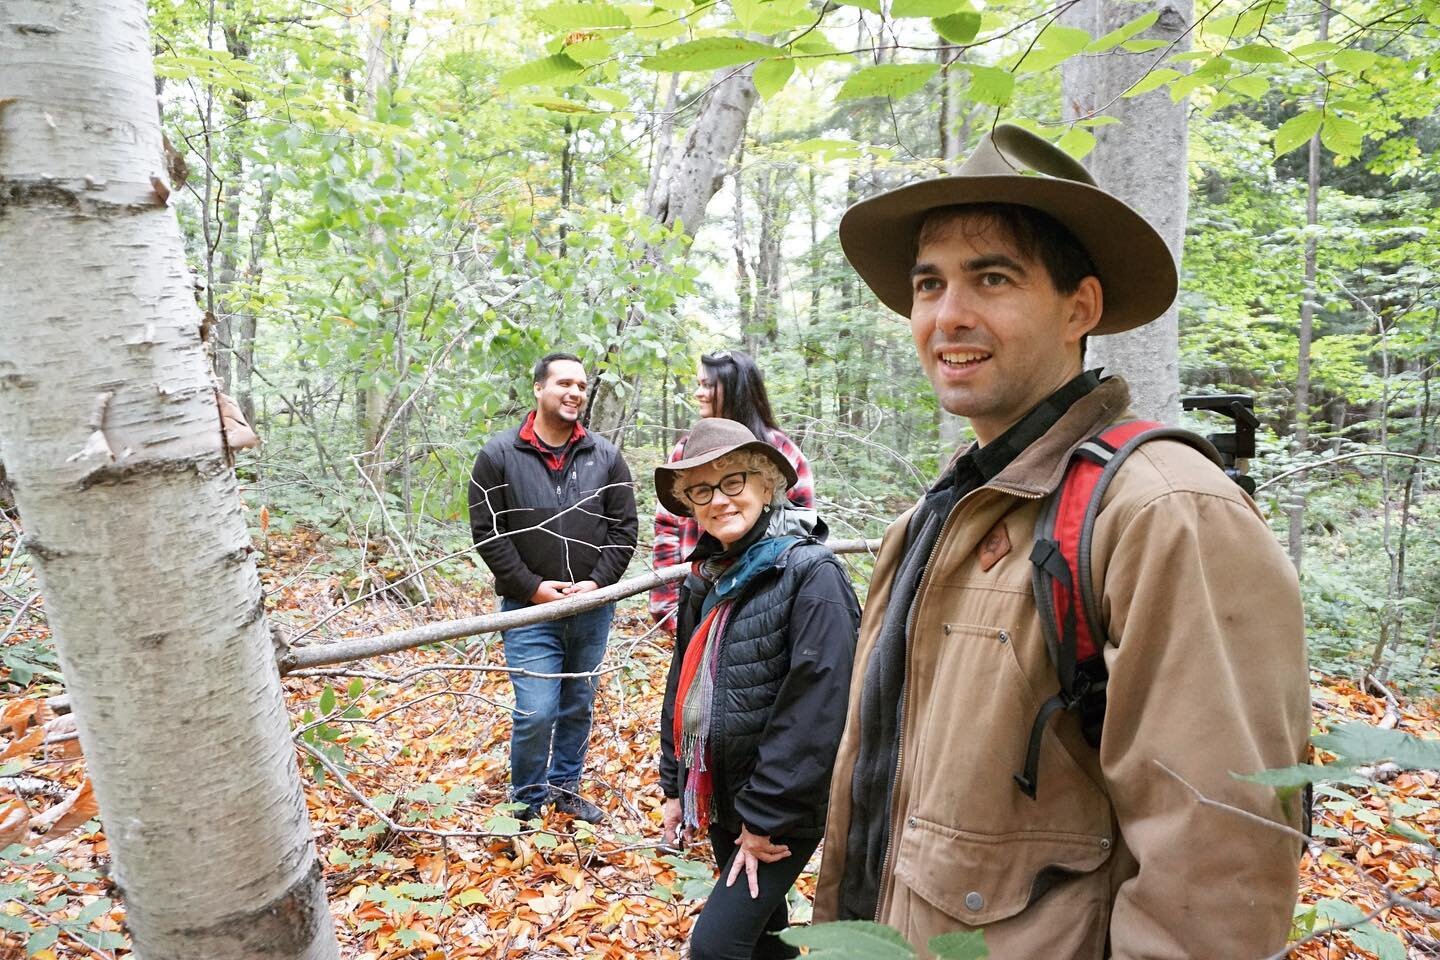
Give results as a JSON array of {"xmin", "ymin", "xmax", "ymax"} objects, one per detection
[
  {"xmin": 694, "ymin": 360, "xmax": 718, "ymax": 418},
  {"xmin": 680, "ymin": 458, "xmax": 774, "ymax": 549},
  {"xmin": 909, "ymin": 212, "xmax": 1102, "ymax": 445},
  {"xmin": 533, "ymin": 359, "xmax": 588, "ymax": 430}
]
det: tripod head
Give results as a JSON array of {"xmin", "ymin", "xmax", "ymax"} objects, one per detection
[{"xmin": 1180, "ymin": 394, "xmax": 1259, "ymax": 496}]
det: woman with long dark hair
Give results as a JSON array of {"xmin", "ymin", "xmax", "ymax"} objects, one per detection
[{"xmin": 650, "ymin": 351, "xmax": 815, "ymax": 633}]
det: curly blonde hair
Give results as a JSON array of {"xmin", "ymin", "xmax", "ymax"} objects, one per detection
[{"xmin": 672, "ymin": 450, "xmax": 789, "ymax": 511}]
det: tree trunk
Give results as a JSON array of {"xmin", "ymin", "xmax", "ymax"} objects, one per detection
[
  {"xmin": 589, "ymin": 65, "xmax": 760, "ymax": 433},
  {"xmin": 753, "ymin": 165, "xmax": 782, "ymax": 346},
  {"xmin": 938, "ymin": 43, "xmax": 968, "ymax": 450},
  {"xmin": 0, "ymin": 3, "xmax": 338, "ymax": 958},
  {"xmin": 1287, "ymin": 2, "xmax": 1330, "ymax": 569},
  {"xmin": 1062, "ymin": 0, "xmax": 1191, "ymax": 424}
]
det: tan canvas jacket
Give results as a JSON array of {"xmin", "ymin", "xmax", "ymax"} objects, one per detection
[{"xmin": 814, "ymin": 378, "xmax": 1310, "ymax": 960}]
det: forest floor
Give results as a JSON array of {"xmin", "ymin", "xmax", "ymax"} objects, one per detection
[{"xmin": 1, "ymin": 527, "xmax": 1438, "ymax": 959}]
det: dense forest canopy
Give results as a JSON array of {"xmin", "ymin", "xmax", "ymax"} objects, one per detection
[{"xmin": 137, "ymin": 0, "xmax": 1439, "ymax": 682}]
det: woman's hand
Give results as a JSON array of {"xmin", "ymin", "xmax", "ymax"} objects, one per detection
[
  {"xmin": 661, "ymin": 797, "xmax": 684, "ymax": 846},
  {"xmin": 726, "ymin": 825, "xmax": 790, "ymax": 899}
]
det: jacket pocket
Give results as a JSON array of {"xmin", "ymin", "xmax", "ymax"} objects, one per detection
[{"xmin": 892, "ymin": 814, "xmax": 1112, "ymax": 927}]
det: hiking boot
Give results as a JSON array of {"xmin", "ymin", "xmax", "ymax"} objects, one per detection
[
  {"xmin": 552, "ymin": 792, "xmax": 605, "ymax": 822},
  {"xmin": 515, "ymin": 801, "xmax": 546, "ymax": 823}
]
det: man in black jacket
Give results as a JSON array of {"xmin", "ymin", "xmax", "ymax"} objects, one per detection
[{"xmin": 469, "ymin": 352, "xmax": 638, "ymax": 821}]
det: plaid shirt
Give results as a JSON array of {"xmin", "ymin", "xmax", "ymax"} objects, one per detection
[{"xmin": 649, "ymin": 427, "xmax": 815, "ymax": 631}]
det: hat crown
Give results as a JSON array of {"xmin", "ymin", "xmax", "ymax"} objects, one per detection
[
  {"xmin": 957, "ymin": 124, "xmax": 1098, "ymax": 186},
  {"xmin": 683, "ymin": 418, "xmax": 757, "ymax": 458}
]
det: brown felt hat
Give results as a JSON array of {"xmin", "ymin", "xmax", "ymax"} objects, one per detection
[
  {"xmin": 839, "ymin": 124, "xmax": 1176, "ymax": 335},
  {"xmin": 654, "ymin": 418, "xmax": 797, "ymax": 517}
]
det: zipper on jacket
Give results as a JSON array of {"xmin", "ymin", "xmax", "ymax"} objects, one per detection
[{"xmin": 873, "ymin": 484, "xmax": 1046, "ymax": 922}]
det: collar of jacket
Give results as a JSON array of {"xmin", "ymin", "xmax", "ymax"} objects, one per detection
[
  {"xmin": 511, "ymin": 412, "xmax": 594, "ymax": 454},
  {"xmin": 980, "ymin": 376, "xmax": 1134, "ymax": 499}
]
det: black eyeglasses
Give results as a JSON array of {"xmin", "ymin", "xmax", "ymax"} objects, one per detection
[{"xmin": 683, "ymin": 471, "xmax": 753, "ymax": 506}]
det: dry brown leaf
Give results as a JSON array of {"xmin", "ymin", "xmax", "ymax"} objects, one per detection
[
  {"xmin": 0, "ymin": 726, "xmax": 44, "ymax": 760},
  {"xmin": 0, "ymin": 801, "xmax": 29, "ymax": 846},
  {"xmin": 0, "ymin": 698, "xmax": 41, "ymax": 738},
  {"xmin": 33, "ymin": 777, "xmax": 97, "ymax": 836}
]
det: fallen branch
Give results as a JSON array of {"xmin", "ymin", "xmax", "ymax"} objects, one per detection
[
  {"xmin": 1363, "ymin": 673, "xmax": 1401, "ymax": 730},
  {"xmin": 280, "ymin": 538, "xmax": 880, "ymax": 673}
]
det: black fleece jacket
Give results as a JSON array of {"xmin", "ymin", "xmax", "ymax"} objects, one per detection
[{"xmin": 468, "ymin": 422, "xmax": 638, "ymax": 603}]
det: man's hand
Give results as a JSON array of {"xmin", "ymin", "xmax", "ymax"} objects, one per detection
[
  {"xmin": 726, "ymin": 825, "xmax": 790, "ymax": 899},
  {"xmin": 661, "ymin": 796, "xmax": 684, "ymax": 846},
  {"xmin": 530, "ymin": 580, "xmax": 570, "ymax": 604},
  {"xmin": 562, "ymin": 580, "xmax": 600, "ymax": 595}
]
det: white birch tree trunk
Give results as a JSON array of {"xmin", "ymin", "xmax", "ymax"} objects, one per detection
[
  {"xmin": 1063, "ymin": 0, "xmax": 1192, "ymax": 424},
  {"xmin": 0, "ymin": 2, "xmax": 338, "ymax": 957}
]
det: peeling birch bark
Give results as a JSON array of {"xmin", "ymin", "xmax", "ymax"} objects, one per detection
[{"xmin": 0, "ymin": 2, "xmax": 338, "ymax": 957}]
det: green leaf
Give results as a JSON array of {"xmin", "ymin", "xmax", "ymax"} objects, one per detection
[
  {"xmin": 484, "ymin": 815, "xmax": 523, "ymax": 835},
  {"xmin": 732, "ymin": 0, "xmax": 763, "ymax": 29},
  {"xmin": 26, "ymin": 925, "xmax": 59, "ymax": 956},
  {"xmin": 640, "ymin": 38, "xmax": 784, "ymax": 72},
  {"xmin": 534, "ymin": 2, "xmax": 631, "ymax": 29},
  {"xmin": 1016, "ymin": 24, "xmax": 1091, "ymax": 73},
  {"xmin": 1228, "ymin": 74, "xmax": 1269, "ymax": 99},
  {"xmin": 1228, "ymin": 43, "xmax": 1288, "ymax": 64},
  {"xmin": 1331, "ymin": 49, "xmax": 1378, "ymax": 73},
  {"xmin": 1320, "ymin": 115, "xmax": 1364, "ymax": 157},
  {"xmin": 319, "ymin": 685, "xmax": 336, "ymax": 715},
  {"xmin": 583, "ymin": 85, "xmax": 630, "ymax": 109},
  {"xmin": 754, "ymin": 58, "xmax": 795, "ymax": 99},
  {"xmin": 892, "ymin": 0, "xmax": 970, "ymax": 16},
  {"xmin": 347, "ymin": 678, "xmax": 365, "ymax": 699},
  {"xmin": 1273, "ymin": 108, "xmax": 1323, "ymax": 156},
  {"xmin": 564, "ymin": 35, "xmax": 614, "ymax": 66},
  {"xmin": 521, "ymin": 96, "xmax": 601, "ymax": 114},
  {"xmin": 836, "ymin": 63, "xmax": 940, "ymax": 102},
  {"xmin": 928, "ymin": 929, "xmax": 989, "ymax": 959},
  {"xmin": 1291, "ymin": 40, "xmax": 1340, "ymax": 59},
  {"xmin": 1085, "ymin": 11, "xmax": 1158, "ymax": 53},
  {"xmin": 964, "ymin": 64, "xmax": 1014, "ymax": 105},
  {"xmin": 1122, "ymin": 68, "xmax": 1180, "ymax": 98},
  {"xmin": 73, "ymin": 897, "xmax": 112, "ymax": 925},
  {"xmin": 1235, "ymin": 762, "xmax": 1352, "ymax": 790},
  {"xmin": 0, "ymin": 914, "xmax": 32, "ymax": 933},
  {"xmin": 933, "ymin": 12, "xmax": 981, "ymax": 44},
  {"xmin": 780, "ymin": 919, "xmax": 917, "ymax": 958},
  {"xmin": 1056, "ymin": 127, "xmax": 1097, "ymax": 160},
  {"xmin": 1314, "ymin": 900, "xmax": 1406, "ymax": 960},
  {"xmin": 835, "ymin": 0, "xmax": 881, "ymax": 10},
  {"xmin": 498, "ymin": 53, "xmax": 586, "ymax": 89},
  {"xmin": 1313, "ymin": 722, "xmax": 1440, "ymax": 769},
  {"xmin": 1388, "ymin": 821, "xmax": 1435, "ymax": 846}
]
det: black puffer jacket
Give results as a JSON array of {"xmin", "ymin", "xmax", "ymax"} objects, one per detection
[
  {"xmin": 468, "ymin": 422, "xmax": 638, "ymax": 602},
  {"xmin": 660, "ymin": 517, "xmax": 860, "ymax": 839}
]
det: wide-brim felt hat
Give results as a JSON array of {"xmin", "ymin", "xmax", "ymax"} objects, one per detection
[
  {"xmin": 654, "ymin": 418, "xmax": 798, "ymax": 517},
  {"xmin": 839, "ymin": 124, "xmax": 1176, "ymax": 335}
]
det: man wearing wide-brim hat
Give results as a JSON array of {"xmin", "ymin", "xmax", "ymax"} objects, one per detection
[{"xmin": 812, "ymin": 124, "xmax": 1310, "ymax": 959}]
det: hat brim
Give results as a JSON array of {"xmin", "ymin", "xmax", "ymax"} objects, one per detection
[
  {"xmin": 654, "ymin": 440, "xmax": 798, "ymax": 517},
  {"xmin": 839, "ymin": 175, "xmax": 1177, "ymax": 335}
]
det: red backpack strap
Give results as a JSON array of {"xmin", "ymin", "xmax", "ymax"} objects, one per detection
[{"xmin": 1016, "ymin": 421, "xmax": 1222, "ymax": 799}]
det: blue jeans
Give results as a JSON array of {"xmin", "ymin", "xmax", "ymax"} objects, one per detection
[{"xmin": 500, "ymin": 598, "xmax": 614, "ymax": 805}]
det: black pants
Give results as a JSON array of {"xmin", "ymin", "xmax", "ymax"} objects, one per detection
[{"xmin": 688, "ymin": 825, "xmax": 822, "ymax": 960}]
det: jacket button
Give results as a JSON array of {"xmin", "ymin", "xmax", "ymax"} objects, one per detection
[
  {"xmin": 964, "ymin": 891, "xmax": 984, "ymax": 912},
  {"xmin": 1100, "ymin": 838, "xmax": 1112, "ymax": 850},
  {"xmin": 998, "ymin": 630, "xmax": 1010, "ymax": 644},
  {"xmin": 906, "ymin": 816, "xmax": 917, "ymax": 828},
  {"xmin": 942, "ymin": 624, "xmax": 952, "ymax": 635}
]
